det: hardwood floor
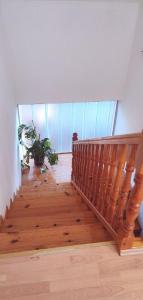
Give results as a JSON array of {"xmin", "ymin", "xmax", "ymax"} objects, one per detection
[
  {"xmin": 0, "ymin": 244, "xmax": 143, "ymax": 299},
  {"xmin": 47, "ymin": 153, "xmax": 72, "ymax": 183},
  {"xmin": 0, "ymin": 157, "xmax": 112, "ymax": 254}
]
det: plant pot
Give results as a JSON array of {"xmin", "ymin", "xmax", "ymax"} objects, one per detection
[{"xmin": 34, "ymin": 155, "xmax": 45, "ymax": 167}]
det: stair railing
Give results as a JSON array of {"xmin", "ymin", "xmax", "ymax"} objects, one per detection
[{"xmin": 71, "ymin": 132, "xmax": 143, "ymax": 253}]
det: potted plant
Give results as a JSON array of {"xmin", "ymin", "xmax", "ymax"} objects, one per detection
[{"xmin": 18, "ymin": 121, "xmax": 58, "ymax": 167}]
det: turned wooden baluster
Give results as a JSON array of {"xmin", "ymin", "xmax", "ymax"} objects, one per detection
[
  {"xmin": 87, "ymin": 144, "xmax": 95, "ymax": 200},
  {"xmin": 114, "ymin": 145, "xmax": 137, "ymax": 231},
  {"xmin": 84, "ymin": 144, "xmax": 91, "ymax": 197},
  {"xmin": 80, "ymin": 144, "xmax": 85, "ymax": 190},
  {"xmin": 118, "ymin": 168, "xmax": 143, "ymax": 250},
  {"xmin": 86, "ymin": 144, "xmax": 93, "ymax": 199},
  {"xmin": 104, "ymin": 145, "xmax": 118, "ymax": 218},
  {"xmin": 82, "ymin": 144, "xmax": 88, "ymax": 194},
  {"xmin": 71, "ymin": 143, "xmax": 75, "ymax": 180},
  {"xmin": 80, "ymin": 144, "xmax": 85, "ymax": 192},
  {"xmin": 79, "ymin": 144, "xmax": 84, "ymax": 189},
  {"xmin": 75, "ymin": 144, "xmax": 78, "ymax": 183},
  {"xmin": 96, "ymin": 144, "xmax": 107, "ymax": 210},
  {"xmin": 93, "ymin": 144, "xmax": 104, "ymax": 206},
  {"xmin": 78, "ymin": 144, "xmax": 81, "ymax": 185},
  {"xmin": 90, "ymin": 145, "xmax": 100, "ymax": 202},
  {"xmin": 76, "ymin": 143, "xmax": 80, "ymax": 186},
  {"xmin": 88, "ymin": 143, "xmax": 95, "ymax": 198},
  {"xmin": 72, "ymin": 133, "xmax": 78, "ymax": 181},
  {"xmin": 78, "ymin": 144, "xmax": 82, "ymax": 189},
  {"xmin": 98, "ymin": 144, "xmax": 110, "ymax": 213},
  {"xmin": 83, "ymin": 143, "xmax": 89, "ymax": 195},
  {"xmin": 107, "ymin": 144, "xmax": 128, "ymax": 225},
  {"xmin": 73, "ymin": 143, "xmax": 76, "ymax": 182}
]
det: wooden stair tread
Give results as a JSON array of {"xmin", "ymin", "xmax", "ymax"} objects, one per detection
[
  {"xmin": 1, "ymin": 212, "xmax": 98, "ymax": 232},
  {"xmin": 19, "ymin": 180, "xmax": 74, "ymax": 186},
  {"xmin": 0, "ymin": 163, "xmax": 114, "ymax": 254},
  {"xmin": 20, "ymin": 186, "xmax": 74, "ymax": 192},
  {"xmin": 19, "ymin": 189, "xmax": 76, "ymax": 194},
  {"xmin": 12, "ymin": 196, "xmax": 83, "ymax": 209},
  {"xmin": 7, "ymin": 205, "xmax": 89, "ymax": 218},
  {"xmin": 0, "ymin": 224, "xmax": 112, "ymax": 254},
  {"xmin": 17, "ymin": 191, "xmax": 78, "ymax": 198}
]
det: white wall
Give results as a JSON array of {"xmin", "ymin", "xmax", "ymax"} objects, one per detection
[
  {"xmin": 0, "ymin": 26, "xmax": 21, "ymax": 217},
  {"xmin": 115, "ymin": 1, "xmax": 143, "ymax": 134},
  {"xmin": 0, "ymin": 0, "xmax": 141, "ymax": 217},
  {"xmin": 0, "ymin": 0, "xmax": 139, "ymax": 104}
]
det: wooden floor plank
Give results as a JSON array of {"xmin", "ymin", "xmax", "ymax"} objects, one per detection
[{"xmin": 0, "ymin": 243, "xmax": 143, "ymax": 300}]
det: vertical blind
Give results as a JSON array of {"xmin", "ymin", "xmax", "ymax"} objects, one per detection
[{"xmin": 19, "ymin": 101, "xmax": 117, "ymax": 152}]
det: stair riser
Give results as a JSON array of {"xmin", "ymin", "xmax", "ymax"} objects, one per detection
[{"xmin": 0, "ymin": 224, "xmax": 111, "ymax": 254}]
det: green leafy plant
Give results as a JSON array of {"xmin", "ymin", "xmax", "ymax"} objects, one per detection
[
  {"xmin": 18, "ymin": 122, "xmax": 58, "ymax": 167},
  {"xmin": 47, "ymin": 151, "xmax": 58, "ymax": 166}
]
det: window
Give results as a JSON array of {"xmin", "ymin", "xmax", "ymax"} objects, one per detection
[{"xmin": 19, "ymin": 101, "xmax": 117, "ymax": 152}]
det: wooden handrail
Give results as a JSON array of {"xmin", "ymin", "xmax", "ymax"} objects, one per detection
[
  {"xmin": 71, "ymin": 131, "xmax": 143, "ymax": 253},
  {"xmin": 74, "ymin": 132, "xmax": 143, "ymax": 145}
]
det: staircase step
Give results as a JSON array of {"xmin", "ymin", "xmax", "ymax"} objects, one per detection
[
  {"xmin": 0, "ymin": 224, "xmax": 112, "ymax": 254},
  {"xmin": 15, "ymin": 192, "xmax": 80, "ymax": 201},
  {"xmin": 13, "ymin": 196, "xmax": 83, "ymax": 209},
  {"xmin": 0, "ymin": 161, "xmax": 114, "ymax": 254},
  {"xmin": 17, "ymin": 190, "xmax": 78, "ymax": 199},
  {"xmin": 1, "ymin": 212, "xmax": 98, "ymax": 232},
  {"xmin": 7, "ymin": 204, "xmax": 90, "ymax": 218},
  {"xmin": 19, "ymin": 184, "xmax": 74, "ymax": 192}
]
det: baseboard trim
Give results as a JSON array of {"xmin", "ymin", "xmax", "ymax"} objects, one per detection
[
  {"xmin": 120, "ymin": 238, "xmax": 143, "ymax": 256},
  {"xmin": 0, "ymin": 185, "xmax": 21, "ymax": 227},
  {"xmin": 120, "ymin": 247, "xmax": 143, "ymax": 256},
  {"xmin": 0, "ymin": 240, "xmax": 115, "ymax": 259}
]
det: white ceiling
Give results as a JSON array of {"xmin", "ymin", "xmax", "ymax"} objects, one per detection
[{"xmin": 0, "ymin": 0, "xmax": 139, "ymax": 104}]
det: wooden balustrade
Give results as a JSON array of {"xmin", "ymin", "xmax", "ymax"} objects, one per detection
[{"xmin": 71, "ymin": 132, "xmax": 143, "ymax": 253}]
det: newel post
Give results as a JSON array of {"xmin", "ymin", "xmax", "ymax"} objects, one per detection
[
  {"xmin": 117, "ymin": 171, "xmax": 143, "ymax": 252},
  {"xmin": 72, "ymin": 132, "xmax": 78, "ymax": 142},
  {"xmin": 71, "ymin": 132, "xmax": 78, "ymax": 181},
  {"xmin": 117, "ymin": 132, "xmax": 143, "ymax": 252}
]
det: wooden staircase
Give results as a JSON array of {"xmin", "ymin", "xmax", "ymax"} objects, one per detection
[{"xmin": 0, "ymin": 167, "xmax": 112, "ymax": 254}]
